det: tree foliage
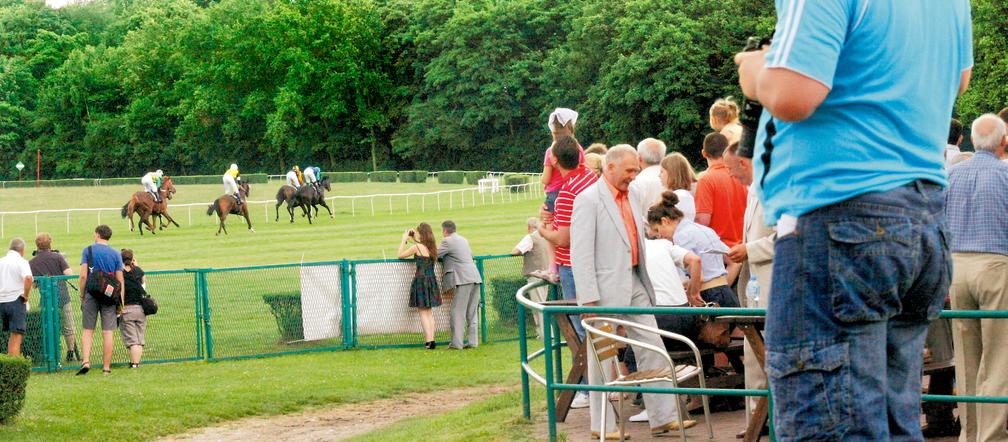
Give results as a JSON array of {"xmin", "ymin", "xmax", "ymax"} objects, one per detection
[{"xmin": 0, "ymin": 0, "xmax": 1002, "ymax": 180}]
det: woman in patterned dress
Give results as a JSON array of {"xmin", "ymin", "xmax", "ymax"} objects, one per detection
[{"xmin": 398, "ymin": 222, "xmax": 441, "ymax": 349}]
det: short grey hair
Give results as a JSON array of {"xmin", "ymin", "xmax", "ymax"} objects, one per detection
[
  {"xmin": 636, "ymin": 138, "xmax": 667, "ymax": 166},
  {"xmin": 9, "ymin": 238, "xmax": 25, "ymax": 253},
  {"xmin": 605, "ymin": 144, "xmax": 638, "ymax": 168},
  {"xmin": 526, "ymin": 217, "xmax": 541, "ymax": 230},
  {"xmin": 972, "ymin": 114, "xmax": 1008, "ymax": 152}
]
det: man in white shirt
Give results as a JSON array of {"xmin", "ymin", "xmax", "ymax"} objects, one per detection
[
  {"xmin": 511, "ymin": 217, "xmax": 551, "ymax": 338},
  {"xmin": 630, "ymin": 138, "xmax": 668, "ymax": 215},
  {"xmin": 945, "ymin": 118, "xmax": 963, "ymax": 168},
  {"xmin": 0, "ymin": 238, "xmax": 33, "ymax": 356}
]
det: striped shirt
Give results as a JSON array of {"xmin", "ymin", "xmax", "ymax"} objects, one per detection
[
  {"xmin": 553, "ymin": 166, "xmax": 598, "ymax": 266},
  {"xmin": 946, "ymin": 151, "xmax": 1008, "ymax": 255}
]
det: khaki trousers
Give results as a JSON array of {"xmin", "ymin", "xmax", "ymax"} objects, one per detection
[{"xmin": 951, "ymin": 253, "xmax": 1008, "ymax": 442}]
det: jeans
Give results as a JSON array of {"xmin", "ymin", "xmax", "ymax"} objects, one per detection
[
  {"xmin": 766, "ymin": 180, "xmax": 949, "ymax": 441},
  {"xmin": 557, "ymin": 265, "xmax": 584, "ymax": 338}
]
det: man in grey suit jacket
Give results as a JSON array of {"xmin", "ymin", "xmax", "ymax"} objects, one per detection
[
  {"xmin": 572, "ymin": 145, "xmax": 690, "ymax": 437},
  {"xmin": 439, "ymin": 220, "xmax": 483, "ymax": 349},
  {"xmin": 725, "ymin": 142, "xmax": 775, "ymax": 431}
]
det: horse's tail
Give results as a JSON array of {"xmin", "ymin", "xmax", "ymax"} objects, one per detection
[
  {"xmin": 276, "ymin": 187, "xmax": 286, "ymax": 204},
  {"xmin": 207, "ymin": 200, "xmax": 219, "ymax": 216},
  {"xmin": 121, "ymin": 202, "xmax": 129, "ymax": 218}
]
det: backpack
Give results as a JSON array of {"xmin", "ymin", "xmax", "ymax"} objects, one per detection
[{"xmin": 85, "ymin": 246, "xmax": 121, "ymax": 306}]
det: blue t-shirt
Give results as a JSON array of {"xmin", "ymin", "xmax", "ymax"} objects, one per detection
[
  {"xmin": 753, "ymin": 0, "xmax": 973, "ymax": 224},
  {"xmin": 80, "ymin": 244, "xmax": 124, "ymax": 274}
]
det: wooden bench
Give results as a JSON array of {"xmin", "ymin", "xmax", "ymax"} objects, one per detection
[{"xmin": 668, "ymin": 340, "xmax": 746, "ymax": 389}]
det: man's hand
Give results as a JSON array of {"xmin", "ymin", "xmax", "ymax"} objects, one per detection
[
  {"xmin": 539, "ymin": 204, "xmax": 554, "ymax": 225},
  {"xmin": 727, "ymin": 243, "xmax": 748, "ymax": 263},
  {"xmin": 734, "ymin": 46, "xmax": 770, "ymax": 100},
  {"xmin": 688, "ymin": 292, "xmax": 706, "ymax": 307},
  {"xmin": 580, "ymin": 301, "xmax": 598, "ymax": 319}
]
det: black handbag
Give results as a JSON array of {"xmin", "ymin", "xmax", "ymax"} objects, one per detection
[{"xmin": 140, "ymin": 293, "xmax": 158, "ymax": 316}]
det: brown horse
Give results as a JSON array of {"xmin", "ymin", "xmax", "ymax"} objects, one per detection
[
  {"xmin": 275, "ymin": 184, "xmax": 299, "ymax": 223},
  {"xmin": 207, "ymin": 180, "xmax": 253, "ymax": 235},
  {"xmin": 121, "ymin": 176, "xmax": 179, "ymax": 235}
]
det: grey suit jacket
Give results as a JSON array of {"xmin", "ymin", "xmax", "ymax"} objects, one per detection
[
  {"xmin": 571, "ymin": 179, "xmax": 657, "ymax": 307},
  {"xmin": 438, "ymin": 233, "xmax": 482, "ymax": 291},
  {"xmin": 738, "ymin": 189, "xmax": 775, "ymax": 305}
]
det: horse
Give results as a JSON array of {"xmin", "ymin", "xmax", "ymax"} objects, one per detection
[
  {"xmin": 292, "ymin": 176, "xmax": 332, "ymax": 224},
  {"xmin": 275, "ymin": 184, "xmax": 299, "ymax": 223},
  {"xmin": 207, "ymin": 180, "xmax": 253, "ymax": 235},
  {"xmin": 121, "ymin": 176, "xmax": 179, "ymax": 236}
]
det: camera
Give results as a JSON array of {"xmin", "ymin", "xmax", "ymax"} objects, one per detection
[
  {"xmin": 738, "ymin": 36, "xmax": 772, "ymax": 159},
  {"xmin": 408, "ymin": 230, "xmax": 415, "ymax": 237}
]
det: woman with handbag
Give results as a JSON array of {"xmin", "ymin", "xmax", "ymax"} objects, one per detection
[{"xmin": 119, "ymin": 249, "xmax": 148, "ymax": 368}]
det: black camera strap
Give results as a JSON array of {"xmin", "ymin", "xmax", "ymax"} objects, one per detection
[{"xmin": 759, "ymin": 119, "xmax": 777, "ymax": 188}]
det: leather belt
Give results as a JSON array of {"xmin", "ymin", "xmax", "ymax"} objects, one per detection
[{"xmin": 700, "ymin": 276, "xmax": 729, "ymax": 292}]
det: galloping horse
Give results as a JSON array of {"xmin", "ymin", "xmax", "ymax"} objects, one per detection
[
  {"xmin": 207, "ymin": 180, "xmax": 253, "ymax": 235},
  {"xmin": 121, "ymin": 176, "xmax": 179, "ymax": 236},
  {"xmin": 292, "ymin": 176, "xmax": 333, "ymax": 224},
  {"xmin": 275, "ymin": 184, "xmax": 299, "ymax": 223}
]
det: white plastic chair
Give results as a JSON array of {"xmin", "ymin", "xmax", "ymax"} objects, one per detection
[{"xmin": 582, "ymin": 317, "xmax": 714, "ymax": 442}]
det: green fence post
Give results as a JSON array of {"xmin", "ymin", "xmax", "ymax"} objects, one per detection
[
  {"xmin": 476, "ymin": 257, "xmax": 487, "ymax": 344},
  {"xmin": 543, "ymin": 310, "xmax": 557, "ymax": 441},
  {"xmin": 200, "ymin": 271, "xmax": 213, "ymax": 361},
  {"xmin": 518, "ymin": 288, "xmax": 531, "ymax": 420},
  {"xmin": 192, "ymin": 270, "xmax": 204, "ymax": 360},
  {"xmin": 41, "ymin": 276, "xmax": 55, "ymax": 373},
  {"xmin": 48, "ymin": 277, "xmax": 60, "ymax": 373},
  {"xmin": 340, "ymin": 260, "xmax": 352, "ymax": 350},
  {"xmin": 350, "ymin": 262, "xmax": 358, "ymax": 348}
]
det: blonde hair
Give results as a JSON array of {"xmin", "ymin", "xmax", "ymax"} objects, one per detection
[
  {"xmin": 585, "ymin": 143, "xmax": 608, "ymax": 156},
  {"xmin": 660, "ymin": 153, "xmax": 697, "ymax": 191},
  {"xmin": 584, "ymin": 153, "xmax": 604, "ymax": 177},
  {"xmin": 709, "ymin": 98, "xmax": 740, "ymax": 129}
]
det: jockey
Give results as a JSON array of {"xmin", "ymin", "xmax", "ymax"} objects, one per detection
[
  {"xmin": 285, "ymin": 166, "xmax": 301, "ymax": 189},
  {"xmin": 142, "ymin": 170, "xmax": 164, "ymax": 203},
  {"xmin": 223, "ymin": 163, "xmax": 241, "ymax": 205},
  {"xmin": 294, "ymin": 165, "xmax": 304, "ymax": 185},
  {"xmin": 303, "ymin": 166, "xmax": 321, "ymax": 192}
]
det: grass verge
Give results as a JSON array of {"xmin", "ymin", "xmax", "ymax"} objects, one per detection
[{"xmin": 0, "ymin": 341, "xmax": 541, "ymax": 441}]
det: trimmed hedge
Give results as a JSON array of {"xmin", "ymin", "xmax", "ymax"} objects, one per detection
[
  {"xmin": 399, "ymin": 170, "xmax": 429, "ymax": 183},
  {"xmin": 437, "ymin": 170, "xmax": 464, "ymax": 184},
  {"xmin": 0, "ymin": 354, "xmax": 30, "ymax": 423},
  {"xmin": 464, "ymin": 171, "xmax": 488, "ymax": 184},
  {"xmin": 369, "ymin": 170, "xmax": 399, "ymax": 183},
  {"xmin": 0, "ymin": 173, "xmax": 269, "ymax": 188},
  {"xmin": 489, "ymin": 277, "xmax": 535, "ymax": 330},
  {"xmin": 328, "ymin": 172, "xmax": 369, "ymax": 183},
  {"xmin": 504, "ymin": 174, "xmax": 531, "ymax": 192},
  {"xmin": 262, "ymin": 293, "xmax": 304, "ymax": 343}
]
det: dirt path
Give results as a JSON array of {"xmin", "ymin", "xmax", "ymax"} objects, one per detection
[{"xmin": 160, "ymin": 384, "xmax": 517, "ymax": 442}]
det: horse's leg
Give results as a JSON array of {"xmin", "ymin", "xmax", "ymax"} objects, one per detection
[
  {"xmin": 243, "ymin": 208, "xmax": 254, "ymax": 231},
  {"xmin": 128, "ymin": 202, "xmax": 136, "ymax": 232},
  {"xmin": 275, "ymin": 201, "xmax": 281, "ymax": 222},
  {"xmin": 164, "ymin": 212, "xmax": 180, "ymax": 228},
  {"xmin": 217, "ymin": 211, "xmax": 228, "ymax": 235},
  {"xmin": 287, "ymin": 203, "xmax": 295, "ymax": 223},
  {"xmin": 319, "ymin": 201, "xmax": 334, "ymax": 218},
  {"xmin": 144, "ymin": 211, "xmax": 156, "ymax": 235}
]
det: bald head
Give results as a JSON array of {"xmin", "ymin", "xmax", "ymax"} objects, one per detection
[
  {"xmin": 972, "ymin": 114, "xmax": 1008, "ymax": 153},
  {"xmin": 636, "ymin": 138, "xmax": 667, "ymax": 166}
]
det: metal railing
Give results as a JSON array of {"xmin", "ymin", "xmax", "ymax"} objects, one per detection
[
  {"xmin": 514, "ymin": 280, "xmax": 1008, "ymax": 441},
  {"xmin": 9, "ymin": 254, "xmax": 531, "ymax": 373}
]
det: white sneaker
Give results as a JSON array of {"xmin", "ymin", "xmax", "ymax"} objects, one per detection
[
  {"xmin": 630, "ymin": 409, "xmax": 649, "ymax": 422},
  {"xmin": 570, "ymin": 392, "xmax": 590, "ymax": 409}
]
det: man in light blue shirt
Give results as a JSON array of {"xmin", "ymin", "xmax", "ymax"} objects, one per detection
[{"xmin": 735, "ymin": 0, "xmax": 973, "ymax": 440}]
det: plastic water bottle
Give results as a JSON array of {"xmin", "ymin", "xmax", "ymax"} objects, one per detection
[{"xmin": 745, "ymin": 275, "xmax": 760, "ymax": 307}]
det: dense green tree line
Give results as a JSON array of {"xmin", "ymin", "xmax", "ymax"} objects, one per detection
[{"xmin": 0, "ymin": 0, "xmax": 1003, "ymax": 180}]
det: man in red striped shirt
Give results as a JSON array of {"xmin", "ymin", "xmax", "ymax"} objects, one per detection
[{"xmin": 538, "ymin": 134, "xmax": 598, "ymax": 409}]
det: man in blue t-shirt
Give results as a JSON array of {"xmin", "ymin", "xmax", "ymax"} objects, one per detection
[
  {"xmin": 77, "ymin": 224, "xmax": 125, "ymax": 376},
  {"xmin": 735, "ymin": 1, "xmax": 972, "ymax": 440}
]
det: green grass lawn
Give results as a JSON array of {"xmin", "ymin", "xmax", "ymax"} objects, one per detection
[
  {"xmin": 0, "ymin": 341, "xmax": 545, "ymax": 441},
  {"xmin": 0, "ymin": 181, "xmax": 541, "ymax": 270}
]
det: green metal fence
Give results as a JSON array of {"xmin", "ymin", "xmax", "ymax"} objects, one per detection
[
  {"xmin": 20, "ymin": 255, "xmax": 524, "ymax": 373},
  {"xmin": 514, "ymin": 280, "xmax": 1008, "ymax": 442}
]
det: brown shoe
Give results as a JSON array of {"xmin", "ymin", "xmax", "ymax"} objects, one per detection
[
  {"xmin": 651, "ymin": 419, "xmax": 697, "ymax": 435},
  {"xmin": 591, "ymin": 431, "xmax": 629, "ymax": 440}
]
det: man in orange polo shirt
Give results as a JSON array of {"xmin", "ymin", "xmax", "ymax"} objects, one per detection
[{"xmin": 695, "ymin": 132, "xmax": 748, "ymax": 247}]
